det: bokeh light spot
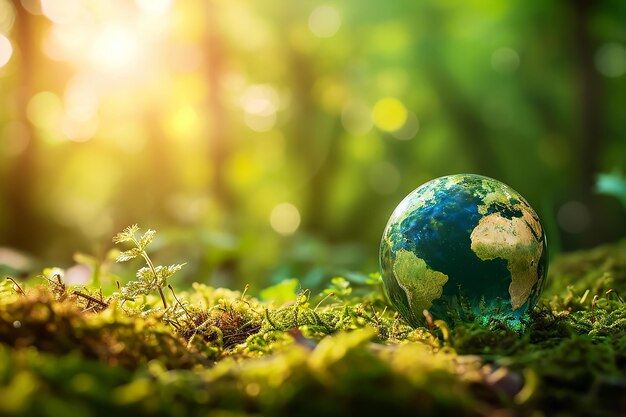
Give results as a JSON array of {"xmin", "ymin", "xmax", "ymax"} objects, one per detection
[
  {"xmin": 42, "ymin": 22, "xmax": 92, "ymax": 62},
  {"xmin": 368, "ymin": 161, "xmax": 401, "ymax": 195},
  {"xmin": 62, "ymin": 112, "xmax": 98, "ymax": 142},
  {"xmin": 0, "ymin": 33, "xmax": 13, "ymax": 69},
  {"xmin": 341, "ymin": 100, "xmax": 373, "ymax": 136},
  {"xmin": 270, "ymin": 203, "xmax": 301, "ymax": 235},
  {"xmin": 308, "ymin": 5, "xmax": 341, "ymax": 38},
  {"xmin": 491, "ymin": 47, "xmax": 520, "ymax": 73},
  {"xmin": 391, "ymin": 111, "xmax": 419, "ymax": 140},
  {"xmin": 167, "ymin": 105, "xmax": 200, "ymax": 139},
  {"xmin": 372, "ymin": 97, "xmax": 407, "ymax": 132},
  {"xmin": 91, "ymin": 26, "xmax": 140, "ymax": 73},
  {"xmin": 227, "ymin": 153, "xmax": 259, "ymax": 188},
  {"xmin": 0, "ymin": 0, "xmax": 16, "ymax": 34},
  {"xmin": 26, "ymin": 91, "xmax": 63, "ymax": 131},
  {"xmin": 241, "ymin": 84, "xmax": 279, "ymax": 132},
  {"xmin": 557, "ymin": 201, "xmax": 590, "ymax": 234},
  {"xmin": 41, "ymin": 0, "xmax": 83, "ymax": 24},
  {"xmin": 595, "ymin": 42, "xmax": 626, "ymax": 78},
  {"xmin": 344, "ymin": 134, "xmax": 384, "ymax": 162},
  {"xmin": 64, "ymin": 76, "xmax": 99, "ymax": 122}
]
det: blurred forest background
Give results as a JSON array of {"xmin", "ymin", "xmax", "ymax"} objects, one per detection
[{"xmin": 0, "ymin": 0, "xmax": 624, "ymax": 289}]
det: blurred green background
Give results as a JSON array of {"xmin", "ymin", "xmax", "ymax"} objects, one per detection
[{"xmin": 0, "ymin": 0, "xmax": 624, "ymax": 289}]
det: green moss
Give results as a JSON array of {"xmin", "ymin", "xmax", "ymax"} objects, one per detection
[{"xmin": 1, "ymin": 239, "xmax": 626, "ymax": 416}]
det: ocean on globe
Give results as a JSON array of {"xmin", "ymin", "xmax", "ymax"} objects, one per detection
[{"xmin": 380, "ymin": 174, "xmax": 548, "ymax": 327}]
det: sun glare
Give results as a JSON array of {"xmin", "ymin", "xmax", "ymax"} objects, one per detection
[
  {"xmin": 0, "ymin": 33, "xmax": 12, "ymax": 69},
  {"xmin": 41, "ymin": 0, "xmax": 84, "ymax": 24},
  {"xmin": 39, "ymin": 0, "xmax": 173, "ymax": 86},
  {"xmin": 91, "ymin": 26, "xmax": 141, "ymax": 73},
  {"xmin": 135, "ymin": 0, "xmax": 173, "ymax": 16}
]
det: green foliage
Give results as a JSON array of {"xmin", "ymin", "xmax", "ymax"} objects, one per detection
[
  {"xmin": 596, "ymin": 171, "xmax": 626, "ymax": 209},
  {"xmin": 259, "ymin": 278, "xmax": 300, "ymax": 305},
  {"xmin": 3, "ymin": 0, "xmax": 625, "ymax": 286},
  {"xmin": 113, "ymin": 225, "xmax": 185, "ymax": 309}
]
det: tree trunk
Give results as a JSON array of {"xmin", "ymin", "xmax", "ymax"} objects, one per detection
[{"xmin": 5, "ymin": 5, "xmax": 39, "ymax": 251}]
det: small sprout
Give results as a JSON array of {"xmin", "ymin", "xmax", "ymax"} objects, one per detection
[
  {"xmin": 240, "ymin": 284, "xmax": 250, "ymax": 302},
  {"xmin": 113, "ymin": 224, "xmax": 185, "ymax": 309},
  {"xmin": 579, "ymin": 289, "xmax": 590, "ymax": 304},
  {"xmin": 605, "ymin": 289, "xmax": 624, "ymax": 303},
  {"xmin": 423, "ymin": 309, "xmax": 435, "ymax": 333},
  {"xmin": 434, "ymin": 319, "xmax": 450, "ymax": 344},
  {"xmin": 591, "ymin": 295, "xmax": 599, "ymax": 323}
]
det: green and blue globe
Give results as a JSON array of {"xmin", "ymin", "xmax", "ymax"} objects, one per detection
[{"xmin": 380, "ymin": 174, "xmax": 548, "ymax": 327}]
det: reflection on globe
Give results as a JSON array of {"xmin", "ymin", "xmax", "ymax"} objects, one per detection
[{"xmin": 380, "ymin": 174, "xmax": 548, "ymax": 327}]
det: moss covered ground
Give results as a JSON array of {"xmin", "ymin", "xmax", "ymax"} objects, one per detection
[{"xmin": 1, "ymin": 239, "xmax": 626, "ymax": 417}]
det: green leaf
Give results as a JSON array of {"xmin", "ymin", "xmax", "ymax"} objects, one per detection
[
  {"xmin": 139, "ymin": 230, "xmax": 156, "ymax": 250},
  {"xmin": 166, "ymin": 263, "xmax": 185, "ymax": 276},
  {"xmin": 154, "ymin": 264, "xmax": 185, "ymax": 287},
  {"xmin": 112, "ymin": 224, "xmax": 139, "ymax": 244},
  {"xmin": 259, "ymin": 279, "xmax": 300, "ymax": 304},
  {"xmin": 326, "ymin": 277, "xmax": 352, "ymax": 297},
  {"xmin": 136, "ymin": 267, "xmax": 154, "ymax": 282},
  {"xmin": 116, "ymin": 248, "xmax": 142, "ymax": 262}
]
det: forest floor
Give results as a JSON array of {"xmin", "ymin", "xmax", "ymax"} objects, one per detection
[{"xmin": 1, "ymin": 239, "xmax": 625, "ymax": 417}]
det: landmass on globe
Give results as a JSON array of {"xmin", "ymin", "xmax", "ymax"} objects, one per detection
[{"xmin": 380, "ymin": 174, "xmax": 548, "ymax": 327}]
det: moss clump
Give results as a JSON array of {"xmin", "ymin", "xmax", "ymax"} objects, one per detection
[
  {"xmin": 0, "ymin": 239, "xmax": 626, "ymax": 416},
  {"xmin": 0, "ymin": 287, "xmax": 207, "ymax": 369}
]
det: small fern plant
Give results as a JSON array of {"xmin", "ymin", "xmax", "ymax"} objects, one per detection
[{"xmin": 113, "ymin": 225, "xmax": 185, "ymax": 309}]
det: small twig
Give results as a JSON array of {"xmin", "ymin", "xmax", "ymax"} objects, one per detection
[
  {"xmin": 6, "ymin": 277, "xmax": 25, "ymax": 296},
  {"xmin": 370, "ymin": 305, "xmax": 381, "ymax": 325},
  {"xmin": 73, "ymin": 290, "xmax": 109, "ymax": 308},
  {"xmin": 45, "ymin": 274, "xmax": 66, "ymax": 292},
  {"xmin": 82, "ymin": 304, "xmax": 99, "ymax": 313},
  {"xmin": 314, "ymin": 292, "xmax": 335, "ymax": 311},
  {"xmin": 232, "ymin": 284, "xmax": 252, "ymax": 308},
  {"xmin": 591, "ymin": 295, "xmax": 599, "ymax": 324},
  {"xmin": 168, "ymin": 284, "xmax": 192, "ymax": 319},
  {"xmin": 157, "ymin": 287, "xmax": 168, "ymax": 309}
]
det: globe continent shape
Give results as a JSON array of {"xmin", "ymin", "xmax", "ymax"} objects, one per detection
[{"xmin": 380, "ymin": 174, "xmax": 548, "ymax": 327}]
